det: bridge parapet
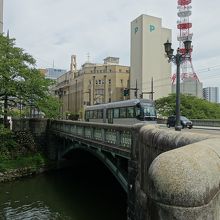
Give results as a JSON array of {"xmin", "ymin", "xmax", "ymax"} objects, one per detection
[
  {"xmin": 50, "ymin": 120, "xmax": 133, "ymax": 157},
  {"xmin": 128, "ymin": 124, "xmax": 220, "ymax": 220}
]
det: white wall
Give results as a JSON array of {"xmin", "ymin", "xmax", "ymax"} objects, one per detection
[{"xmin": 130, "ymin": 14, "xmax": 171, "ymax": 100}]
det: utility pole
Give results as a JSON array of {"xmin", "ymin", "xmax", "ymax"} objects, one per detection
[
  {"xmin": 104, "ymin": 75, "xmax": 107, "ymax": 103},
  {"xmin": 135, "ymin": 80, "xmax": 138, "ymax": 98},
  {"xmin": 129, "ymin": 79, "xmax": 138, "ymax": 98},
  {"xmin": 75, "ymin": 80, "xmax": 77, "ymax": 113},
  {"xmin": 84, "ymin": 88, "xmax": 91, "ymax": 105},
  {"xmin": 89, "ymin": 88, "xmax": 91, "ymax": 105},
  {"xmin": 149, "ymin": 77, "xmax": 154, "ymax": 100},
  {"xmin": 140, "ymin": 77, "xmax": 154, "ymax": 100},
  {"xmin": 92, "ymin": 75, "xmax": 95, "ymax": 105}
]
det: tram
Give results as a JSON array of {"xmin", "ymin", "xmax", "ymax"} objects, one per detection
[{"xmin": 84, "ymin": 99, "xmax": 157, "ymax": 125}]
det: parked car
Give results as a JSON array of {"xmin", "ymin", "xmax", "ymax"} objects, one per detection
[{"xmin": 167, "ymin": 116, "xmax": 193, "ymax": 129}]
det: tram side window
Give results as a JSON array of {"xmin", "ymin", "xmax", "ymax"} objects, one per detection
[
  {"xmin": 97, "ymin": 109, "xmax": 103, "ymax": 119},
  {"xmin": 135, "ymin": 107, "xmax": 141, "ymax": 117},
  {"xmin": 85, "ymin": 111, "xmax": 90, "ymax": 120},
  {"xmin": 90, "ymin": 110, "xmax": 94, "ymax": 119},
  {"xmin": 113, "ymin": 108, "xmax": 119, "ymax": 118},
  {"xmin": 127, "ymin": 107, "xmax": 134, "ymax": 118},
  {"xmin": 107, "ymin": 109, "xmax": 113, "ymax": 118},
  {"xmin": 120, "ymin": 107, "xmax": 126, "ymax": 118},
  {"xmin": 93, "ymin": 110, "xmax": 98, "ymax": 119}
]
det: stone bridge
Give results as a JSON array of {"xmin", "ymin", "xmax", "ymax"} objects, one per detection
[{"xmin": 13, "ymin": 118, "xmax": 220, "ymax": 220}]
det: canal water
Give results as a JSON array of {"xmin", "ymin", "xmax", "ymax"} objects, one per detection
[{"xmin": 0, "ymin": 150, "xmax": 127, "ymax": 220}]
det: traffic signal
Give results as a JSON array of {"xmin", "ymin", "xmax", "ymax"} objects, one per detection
[
  {"xmin": 134, "ymin": 91, "xmax": 137, "ymax": 97},
  {"xmin": 123, "ymin": 89, "xmax": 129, "ymax": 96}
]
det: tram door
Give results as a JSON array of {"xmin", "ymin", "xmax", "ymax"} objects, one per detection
[{"xmin": 107, "ymin": 109, "xmax": 113, "ymax": 124}]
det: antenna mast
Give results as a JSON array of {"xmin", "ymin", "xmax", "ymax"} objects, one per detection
[{"xmin": 172, "ymin": 0, "xmax": 199, "ymax": 84}]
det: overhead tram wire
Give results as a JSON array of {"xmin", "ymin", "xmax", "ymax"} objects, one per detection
[{"xmin": 141, "ymin": 64, "xmax": 220, "ymax": 86}]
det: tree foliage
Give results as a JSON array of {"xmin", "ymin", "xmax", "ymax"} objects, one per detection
[
  {"xmin": 0, "ymin": 34, "xmax": 60, "ymax": 126},
  {"xmin": 155, "ymin": 94, "xmax": 220, "ymax": 119}
]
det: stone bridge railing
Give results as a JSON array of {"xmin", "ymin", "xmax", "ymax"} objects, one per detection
[
  {"xmin": 129, "ymin": 124, "xmax": 220, "ymax": 220},
  {"xmin": 50, "ymin": 119, "xmax": 133, "ymax": 159}
]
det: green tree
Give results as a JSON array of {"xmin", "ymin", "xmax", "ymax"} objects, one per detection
[
  {"xmin": 155, "ymin": 94, "xmax": 220, "ymax": 119},
  {"xmin": 0, "ymin": 33, "xmax": 60, "ymax": 127}
]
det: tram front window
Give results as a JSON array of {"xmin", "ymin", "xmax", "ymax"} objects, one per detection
[{"xmin": 137, "ymin": 105, "xmax": 156, "ymax": 121}]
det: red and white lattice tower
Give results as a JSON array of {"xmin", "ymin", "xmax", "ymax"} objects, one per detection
[{"xmin": 171, "ymin": 0, "xmax": 199, "ymax": 84}]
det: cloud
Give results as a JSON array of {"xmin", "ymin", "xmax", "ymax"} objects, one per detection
[{"xmin": 3, "ymin": 0, "xmax": 220, "ymax": 88}]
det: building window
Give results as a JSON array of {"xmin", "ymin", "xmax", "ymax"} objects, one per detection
[
  {"xmin": 96, "ymin": 80, "xmax": 98, "ymax": 84},
  {"xmin": 99, "ymin": 80, "xmax": 101, "ymax": 84},
  {"xmin": 91, "ymin": 70, "xmax": 93, "ymax": 73},
  {"xmin": 109, "ymin": 79, "xmax": 111, "ymax": 84},
  {"xmin": 96, "ymin": 89, "xmax": 104, "ymax": 95},
  {"xmin": 109, "ymin": 69, "xmax": 112, "ymax": 72},
  {"xmin": 120, "ymin": 79, "xmax": 123, "ymax": 84},
  {"xmin": 100, "ymin": 70, "xmax": 102, "ymax": 73}
]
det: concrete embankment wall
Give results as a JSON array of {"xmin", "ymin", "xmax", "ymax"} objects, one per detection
[
  {"xmin": 12, "ymin": 118, "xmax": 49, "ymax": 144},
  {"xmin": 129, "ymin": 124, "xmax": 220, "ymax": 220}
]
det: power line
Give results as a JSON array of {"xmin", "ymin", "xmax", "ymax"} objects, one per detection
[{"xmin": 196, "ymin": 64, "xmax": 220, "ymax": 73}]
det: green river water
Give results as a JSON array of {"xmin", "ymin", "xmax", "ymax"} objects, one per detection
[{"xmin": 0, "ymin": 150, "xmax": 127, "ymax": 220}]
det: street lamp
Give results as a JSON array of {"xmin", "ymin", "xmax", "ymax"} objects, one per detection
[{"xmin": 164, "ymin": 40, "xmax": 192, "ymax": 131}]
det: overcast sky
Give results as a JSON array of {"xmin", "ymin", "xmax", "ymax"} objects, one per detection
[{"xmin": 3, "ymin": 0, "xmax": 220, "ymax": 88}]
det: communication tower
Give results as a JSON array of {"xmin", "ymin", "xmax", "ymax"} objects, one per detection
[{"xmin": 171, "ymin": 0, "xmax": 199, "ymax": 84}]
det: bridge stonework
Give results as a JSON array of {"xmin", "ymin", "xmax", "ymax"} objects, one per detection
[
  {"xmin": 128, "ymin": 124, "xmax": 220, "ymax": 220},
  {"xmin": 12, "ymin": 119, "xmax": 220, "ymax": 220}
]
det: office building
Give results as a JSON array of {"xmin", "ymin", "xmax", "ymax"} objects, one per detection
[
  {"xmin": 39, "ymin": 68, "xmax": 67, "ymax": 80},
  {"xmin": 130, "ymin": 14, "xmax": 172, "ymax": 100},
  {"xmin": 53, "ymin": 56, "xmax": 130, "ymax": 118},
  {"xmin": 203, "ymin": 87, "xmax": 219, "ymax": 103},
  {"xmin": 46, "ymin": 68, "xmax": 67, "ymax": 79}
]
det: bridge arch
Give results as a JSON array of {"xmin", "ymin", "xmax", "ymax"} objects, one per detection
[{"xmin": 58, "ymin": 139, "xmax": 128, "ymax": 193}]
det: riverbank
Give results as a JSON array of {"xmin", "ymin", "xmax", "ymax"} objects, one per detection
[
  {"xmin": 0, "ymin": 154, "xmax": 50, "ymax": 183},
  {"xmin": 0, "ymin": 166, "xmax": 46, "ymax": 183},
  {"xmin": 0, "ymin": 155, "xmax": 73, "ymax": 183},
  {"xmin": 0, "ymin": 126, "xmax": 56, "ymax": 183}
]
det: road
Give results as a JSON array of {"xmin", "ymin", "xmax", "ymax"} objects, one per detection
[{"xmin": 159, "ymin": 124, "xmax": 220, "ymax": 137}]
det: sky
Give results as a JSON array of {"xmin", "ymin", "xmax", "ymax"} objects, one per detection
[{"xmin": 3, "ymin": 0, "xmax": 220, "ymax": 88}]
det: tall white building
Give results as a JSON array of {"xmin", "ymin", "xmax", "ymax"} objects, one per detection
[
  {"xmin": 130, "ymin": 14, "xmax": 171, "ymax": 100},
  {"xmin": 171, "ymin": 79, "xmax": 203, "ymax": 98},
  {"xmin": 0, "ymin": 0, "xmax": 3, "ymax": 33},
  {"xmin": 203, "ymin": 87, "xmax": 219, "ymax": 103}
]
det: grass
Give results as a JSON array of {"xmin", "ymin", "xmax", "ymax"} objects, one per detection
[{"xmin": 0, "ymin": 153, "xmax": 46, "ymax": 172}]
